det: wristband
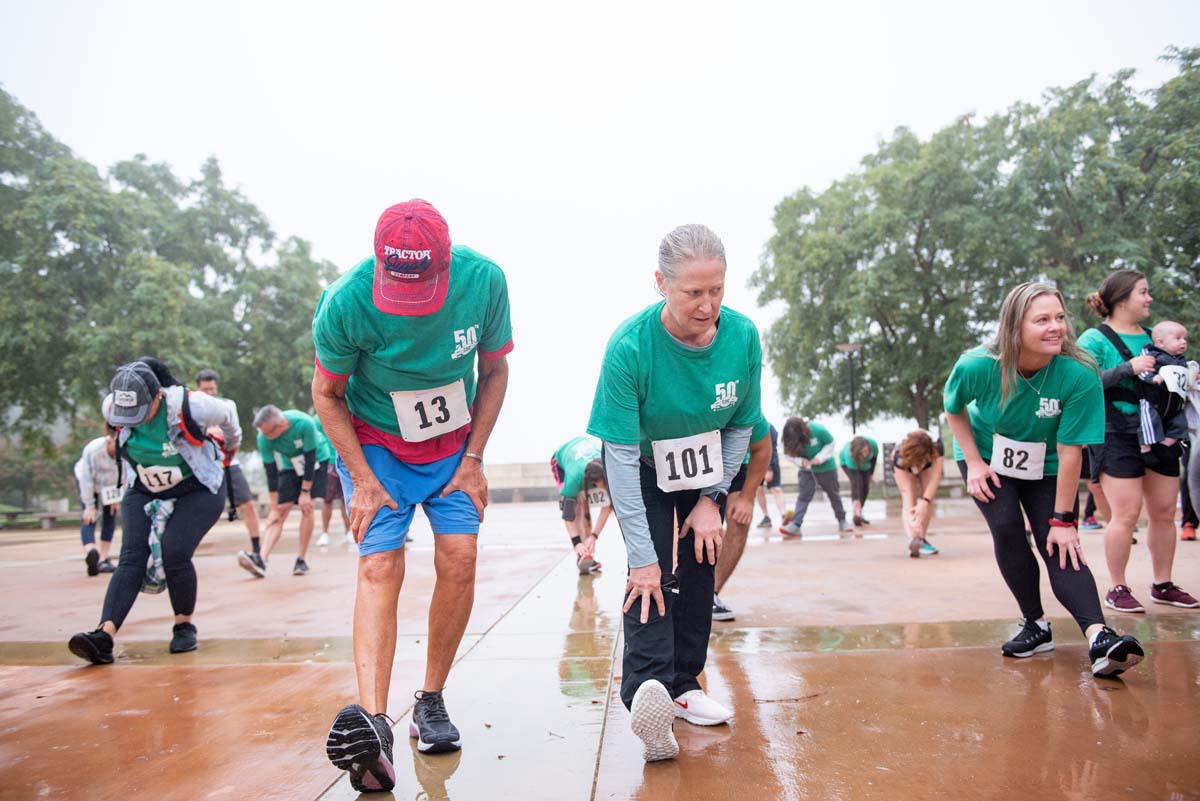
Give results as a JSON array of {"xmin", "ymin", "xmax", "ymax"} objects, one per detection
[
  {"xmin": 917, "ymin": 497, "xmax": 932, "ymax": 504},
  {"xmin": 1050, "ymin": 511, "xmax": 1076, "ymax": 524},
  {"xmin": 1048, "ymin": 518, "xmax": 1077, "ymax": 529},
  {"xmin": 570, "ymin": 536, "xmax": 582, "ymax": 546},
  {"xmin": 464, "ymin": 452, "xmax": 484, "ymax": 462}
]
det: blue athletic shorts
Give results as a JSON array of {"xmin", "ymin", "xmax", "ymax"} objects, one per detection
[{"xmin": 336, "ymin": 444, "xmax": 480, "ymax": 555}]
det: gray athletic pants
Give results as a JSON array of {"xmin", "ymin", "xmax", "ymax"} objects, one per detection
[{"xmin": 791, "ymin": 469, "xmax": 846, "ymax": 525}]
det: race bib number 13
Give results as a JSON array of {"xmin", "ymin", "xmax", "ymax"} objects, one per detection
[
  {"xmin": 651, "ymin": 430, "xmax": 722, "ymax": 493},
  {"xmin": 390, "ymin": 380, "xmax": 471, "ymax": 443},
  {"xmin": 989, "ymin": 434, "xmax": 1046, "ymax": 481}
]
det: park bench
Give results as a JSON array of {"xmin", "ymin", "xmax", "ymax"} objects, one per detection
[{"xmin": 35, "ymin": 510, "xmax": 82, "ymax": 530}]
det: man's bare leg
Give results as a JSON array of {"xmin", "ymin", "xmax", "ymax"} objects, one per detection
[
  {"xmin": 298, "ymin": 508, "xmax": 314, "ymax": 561},
  {"xmin": 354, "ymin": 549, "xmax": 406, "ymax": 714},
  {"xmin": 423, "ymin": 535, "xmax": 478, "ymax": 691},
  {"xmin": 715, "ymin": 492, "xmax": 750, "ymax": 594},
  {"xmin": 259, "ymin": 504, "xmax": 294, "ymax": 563}
]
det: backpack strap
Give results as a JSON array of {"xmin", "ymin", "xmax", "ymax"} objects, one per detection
[{"xmin": 178, "ymin": 388, "xmax": 209, "ymax": 447}]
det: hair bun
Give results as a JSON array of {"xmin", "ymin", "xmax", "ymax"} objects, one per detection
[{"xmin": 1085, "ymin": 292, "xmax": 1108, "ymax": 318}]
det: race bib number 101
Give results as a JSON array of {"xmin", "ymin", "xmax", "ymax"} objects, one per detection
[{"xmin": 651, "ymin": 430, "xmax": 722, "ymax": 493}]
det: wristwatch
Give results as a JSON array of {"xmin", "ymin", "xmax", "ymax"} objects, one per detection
[
  {"xmin": 703, "ymin": 489, "xmax": 727, "ymax": 506},
  {"xmin": 1049, "ymin": 511, "xmax": 1076, "ymax": 528}
]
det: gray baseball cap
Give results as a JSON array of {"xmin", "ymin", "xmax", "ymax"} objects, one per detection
[{"xmin": 107, "ymin": 362, "xmax": 161, "ymax": 426}]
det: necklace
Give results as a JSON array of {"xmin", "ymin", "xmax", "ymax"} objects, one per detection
[{"xmin": 1017, "ymin": 365, "xmax": 1049, "ymax": 396}]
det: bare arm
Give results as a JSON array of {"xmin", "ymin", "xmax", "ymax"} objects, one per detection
[{"xmin": 439, "ymin": 354, "xmax": 510, "ymax": 520}]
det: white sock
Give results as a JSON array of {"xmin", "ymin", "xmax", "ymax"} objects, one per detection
[
  {"xmin": 1087, "ymin": 628, "xmax": 1105, "ymax": 647},
  {"xmin": 1034, "ymin": 619, "xmax": 1049, "ymax": 632}
]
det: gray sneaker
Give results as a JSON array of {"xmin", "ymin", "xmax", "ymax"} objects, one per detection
[
  {"xmin": 712, "ymin": 594, "xmax": 735, "ymax": 621},
  {"xmin": 779, "ymin": 520, "xmax": 802, "ymax": 538},
  {"xmin": 837, "ymin": 519, "xmax": 854, "ymax": 533},
  {"xmin": 292, "ymin": 558, "xmax": 310, "ymax": 576}
]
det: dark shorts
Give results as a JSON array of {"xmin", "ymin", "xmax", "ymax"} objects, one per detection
[
  {"xmin": 277, "ymin": 464, "xmax": 329, "ymax": 504},
  {"xmin": 730, "ymin": 463, "xmax": 748, "ymax": 494},
  {"xmin": 228, "ymin": 464, "xmax": 253, "ymax": 507},
  {"xmin": 763, "ymin": 456, "xmax": 782, "ymax": 488},
  {"xmin": 323, "ymin": 463, "xmax": 343, "ymax": 502},
  {"xmin": 1089, "ymin": 432, "xmax": 1181, "ymax": 480}
]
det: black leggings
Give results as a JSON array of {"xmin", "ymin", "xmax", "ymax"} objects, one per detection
[
  {"xmin": 956, "ymin": 461, "xmax": 1105, "ymax": 633},
  {"xmin": 842, "ymin": 466, "xmax": 873, "ymax": 503},
  {"xmin": 618, "ymin": 460, "xmax": 728, "ymax": 710},
  {"xmin": 100, "ymin": 476, "xmax": 226, "ymax": 630}
]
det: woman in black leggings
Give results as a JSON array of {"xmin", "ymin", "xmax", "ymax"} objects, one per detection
[
  {"xmin": 68, "ymin": 360, "xmax": 241, "ymax": 664},
  {"xmin": 943, "ymin": 282, "xmax": 1143, "ymax": 679}
]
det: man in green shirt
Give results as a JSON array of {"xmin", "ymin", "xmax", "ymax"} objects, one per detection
[{"xmin": 240, "ymin": 406, "xmax": 333, "ymax": 577}]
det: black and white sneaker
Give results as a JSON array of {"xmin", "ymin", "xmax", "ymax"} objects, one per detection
[
  {"xmin": 1001, "ymin": 620, "xmax": 1053, "ymax": 658},
  {"xmin": 97, "ymin": 558, "xmax": 116, "ymax": 574},
  {"xmin": 712, "ymin": 594, "xmax": 735, "ymax": 622},
  {"xmin": 237, "ymin": 550, "xmax": 266, "ymax": 578},
  {"xmin": 292, "ymin": 558, "xmax": 309, "ymax": 576},
  {"xmin": 169, "ymin": 622, "xmax": 198, "ymax": 653},
  {"xmin": 85, "ymin": 548, "xmax": 100, "ymax": 576},
  {"xmin": 68, "ymin": 628, "xmax": 114, "ymax": 665},
  {"xmin": 410, "ymin": 690, "xmax": 462, "ymax": 753},
  {"xmin": 1089, "ymin": 627, "xmax": 1144, "ymax": 678},
  {"xmin": 327, "ymin": 704, "xmax": 396, "ymax": 792}
]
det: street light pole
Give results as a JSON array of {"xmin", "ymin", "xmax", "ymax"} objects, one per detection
[{"xmin": 835, "ymin": 343, "xmax": 863, "ymax": 434}]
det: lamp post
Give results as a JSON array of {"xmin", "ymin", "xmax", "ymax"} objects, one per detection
[{"xmin": 835, "ymin": 343, "xmax": 863, "ymax": 434}]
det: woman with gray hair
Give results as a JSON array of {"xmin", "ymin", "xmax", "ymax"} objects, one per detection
[
  {"xmin": 944, "ymin": 282, "xmax": 1143, "ymax": 678},
  {"xmin": 587, "ymin": 224, "xmax": 770, "ymax": 761}
]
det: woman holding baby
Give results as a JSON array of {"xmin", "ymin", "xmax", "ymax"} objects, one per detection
[{"xmin": 1078, "ymin": 269, "xmax": 1198, "ymax": 613}]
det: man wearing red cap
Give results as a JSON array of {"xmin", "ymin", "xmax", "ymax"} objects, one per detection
[{"xmin": 313, "ymin": 200, "xmax": 512, "ymax": 792}]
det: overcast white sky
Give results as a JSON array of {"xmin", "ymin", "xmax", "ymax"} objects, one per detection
[{"xmin": 2, "ymin": 1, "xmax": 1196, "ymax": 462}]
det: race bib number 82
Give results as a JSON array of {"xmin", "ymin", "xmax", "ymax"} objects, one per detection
[{"xmin": 989, "ymin": 434, "xmax": 1046, "ymax": 481}]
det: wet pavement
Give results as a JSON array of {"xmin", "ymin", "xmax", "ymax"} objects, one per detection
[{"xmin": 1, "ymin": 497, "xmax": 1197, "ymax": 800}]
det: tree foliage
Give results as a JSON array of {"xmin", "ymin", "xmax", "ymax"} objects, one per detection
[
  {"xmin": 0, "ymin": 87, "xmax": 338, "ymax": 503},
  {"xmin": 755, "ymin": 47, "xmax": 1200, "ymax": 429}
]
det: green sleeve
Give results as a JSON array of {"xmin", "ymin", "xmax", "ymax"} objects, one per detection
[
  {"xmin": 1056, "ymin": 363, "xmax": 1106, "ymax": 446},
  {"xmin": 816, "ymin": 425, "xmax": 833, "ymax": 449},
  {"xmin": 943, "ymin": 353, "xmax": 977, "ymax": 415},
  {"xmin": 480, "ymin": 266, "xmax": 514, "ymax": 354},
  {"xmin": 312, "ymin": 290, "xmax": 360, "ymax": 378},
  {"xmin": 257, "ymin": 431, "xmax": 275, "ymax": 466},
  {"xmin": 838, "ymin": 442, "xmax": 851, "ymax": 468},
  {"xmin": 587, "ymin": 341, "xmax": 642, "ymax": 445},
  {"xmin": 560, "ymin": 465, "xmax": 585, "ymax": 498},
  {"xmin": 729, "ymin": 328, "xmax": 764, "ymax": 430}
]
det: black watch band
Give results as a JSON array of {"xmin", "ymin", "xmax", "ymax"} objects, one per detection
[
  {"xmin": 704, "ymin": 489, "xmax": 727, "ymax": 506},
  {"xmin": 1051, "ymin": 511, "xmax": 1077, "ymax": 524}
]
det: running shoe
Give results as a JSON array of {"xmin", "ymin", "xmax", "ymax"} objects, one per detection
[
  {"xmin": 1089, "ymin": 627, "xmax": 1144, "ymax": 678},
  {"xmin": 711, "ymin": 594, "xmax": 735, "ymax": 621},
  {"xmin": 779, "ymin": 520, "xmax": 802, "ymax": 538},
  {"xmin": 68, "ymin": 628, "xmax": 114, "ymax": 665},
  {"xmin": 577, "ymin": 553, "xmax": 596, "ymax": 575},
  {"xmin": 1001, "ymin": 620, "xmax": 1053, "ymax": 658},
  {"xmin": 920, "ymin": 538, "xmax": 939, "ymax": 556},
  {"xmin": 98, "ymin": 558, "xmax": 116, "ymax": 574},
  {"xmin": 782, "ymin": 510, "xmax": 794, "ymax": 525},
  {"xmin": 316, "ymin": 532, "xmax": 330, "ymax": 548},
  {"xmin": 237, "ymin": 550, "xmax": 266, "ymax": 578},
  {"xmin": 908, "ymin": 537, "xmax": 922, "ymax": 559},
  {"xmin": 1080, "ymin": 516, "xmax": 1102, "ymax": 531},
  {"xmin": 1181, "ymin": 524, "xmax": 1196, "ymax": 541},
  {"xmin": 756, "ymin": 516, "xmax": 772, "ymax": 528},
  {"xmin": 85, "ymin": 548, "xmax": 100, "ymax": 576},
  {"xmin": 1150, "ymin": 582, "xmax": 1199, "ymax": 608},
  {"xmin": 410, "ymin": 690, "xmax": 462, "ymax": 754},
  {"xmin": 169, "ymin": 622, "xmax": 198, "ymax": 653},
  {"xmin": 293, "ymin": 558, "xmax": 310, "ymax": 576},
  {"xmin": 837, "ymin": 519, "xmax": 854, "ymax": 533},
  {"xmin": 630, "ymin": 680, "xmax": 678, "ymax": 762},
  {"xmin": 327, "ymin": 704, "xmax": 396, "ymax": 792},
  {"xmin": 672, "ymin": 689, "xmax": 732, "ymax": 726},
  {"xmin": 853, "ymin": 515, "xmax": 871, "ymax": 526},
  {"xmin": 1104, "ymin": 585, "xmax": 1145, "ymax": 613}
]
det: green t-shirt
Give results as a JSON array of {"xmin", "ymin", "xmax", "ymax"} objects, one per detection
[
  {"xmin": 943, "ymin": 346, "xmax": 1104, "ymax": 476},
  {"xmin": 1077, "ymin": 327, "xmax": 1150, "ymax": 418},
  {"xmin": 124, "ymin": 405, "xmax": 192, "ymax": 477},
  {"xmin": 312, "ymin": 417, "xmax": 338, "ymax": 465},
  {"xmin": 258, "ymin": 410, "xmax": 332, "ymax": 472},
  {"xmin": 839, "ymin": 437, "xmax": 879, "ymax": 471},
  {"xmin": 799, "ymin": 421, "xmax": 836, "ymax": 473},
  {"xmin": 587, "ymin": 303, "xmax": 765, "ymax": 459},
  {"xmin": 553, "ymin": 435, "xmax": 602, "ymax": 498},
  {"xmin": 311, "ymin": 245, "xmax": 514, "ymax": 443}
]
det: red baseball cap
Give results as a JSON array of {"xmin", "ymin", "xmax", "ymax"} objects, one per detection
[{"xmin": 372, "ymin": 199, "xmax": 452, "ymax": 316}]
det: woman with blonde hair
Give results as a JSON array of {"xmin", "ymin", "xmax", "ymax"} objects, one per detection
[
  {"xmin": 891, "ymin": 431, "xmax": 944, "ymax": 557},
  {"xmin": 945, "ymin": 282, "xmax": 1143, "ymax": 678}
]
